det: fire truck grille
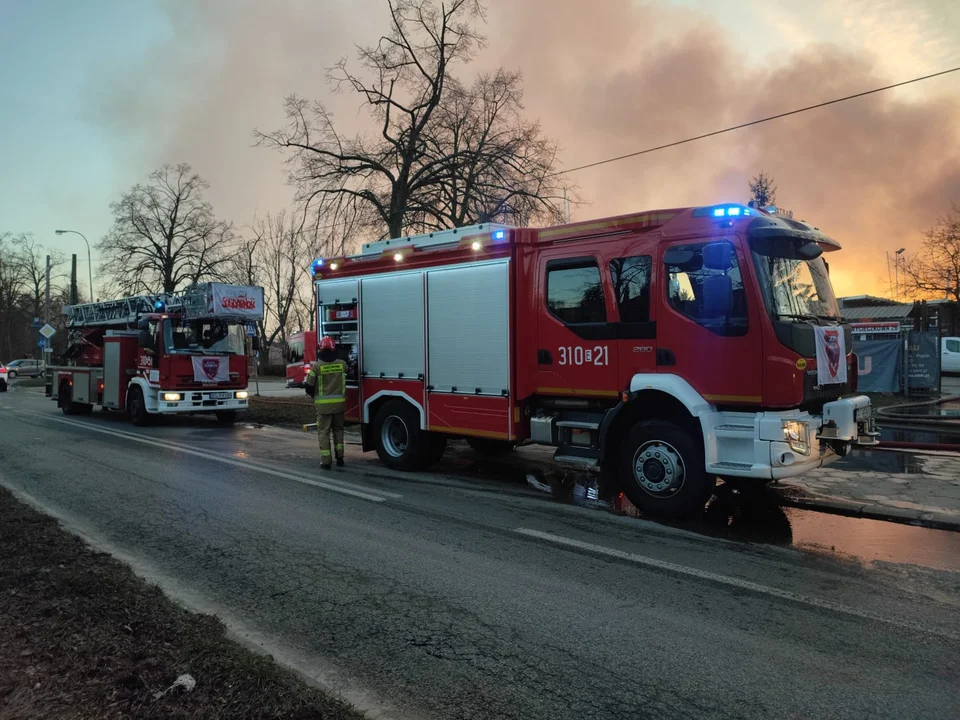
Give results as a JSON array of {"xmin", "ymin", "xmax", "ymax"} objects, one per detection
[{"xmin": 802, "ymin": 370, "xmax": 848, "ymax": 406}]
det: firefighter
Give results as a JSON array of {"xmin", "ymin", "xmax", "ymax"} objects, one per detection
[{"xmin": 305, "ymin": 335, "xmax": 346, "ymax": 469}]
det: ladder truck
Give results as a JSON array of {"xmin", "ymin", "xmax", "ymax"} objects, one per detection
[
  {"xmin": 310, "ymin": 203, "xmax": 878, "ymax": 519},
  {"xmin": 48, "ymin": 282, "xmax": 264, "ymax": 426}
]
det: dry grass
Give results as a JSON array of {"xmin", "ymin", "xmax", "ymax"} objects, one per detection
[{"xmin": 0, "ymin": 488, "xmax": 365, "ymax": 720}]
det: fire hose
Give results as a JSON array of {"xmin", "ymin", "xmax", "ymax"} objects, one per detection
[{"xmin": 873, "ymin": 394, "xmax": 960, "ymax": 451}]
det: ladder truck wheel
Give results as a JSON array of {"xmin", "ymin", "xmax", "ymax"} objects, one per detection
[
  {"xmin": 58, "ymin": 381, "xmax": 92, "ymax": 415},
  {"xmin": 466, "ymin": 438, "xmax": 516, "ymax": 456},
  {"xmin": 373, "ymin": 399, "xmax": 429, "ymax": 471},
  {"xmin": 618, "ymin": 419, "xmax": 715, "ymax": 520},
  {"xmin": 127, "ymin": 386, "xmax": 151, "ymax": 427},
  {"xmin": 216, "ymin": 410, "xmax": 238, "ymax": 425},
  {"xmin": 424, "ymin": 434, "xmax": 448, "ymax": 468}
]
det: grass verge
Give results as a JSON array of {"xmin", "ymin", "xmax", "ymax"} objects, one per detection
[
  {"xmin": 245, "ymin": 396, "xmax": 317, "ymax": 428},
  {"xmin": 0, "ymin": 487, "xmax": 365, "ymax": 720}
]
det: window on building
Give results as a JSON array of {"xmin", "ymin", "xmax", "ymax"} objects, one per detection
[
  {"xmin": 665, "ymin": 242, "xmax": 748, "ymax": 336},
  {"xmin": 546, "ymin": 259, "xmax": 606, "ymax": 324},
  {"xmin": 610, "ymin": 256, "xmax": 652, "ymax": 323}
]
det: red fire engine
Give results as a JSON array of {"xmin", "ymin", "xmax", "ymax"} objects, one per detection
[
  {"xmin": 48, "ymin": 282, "xmax": 264, "ymax": 426},
  {"xmin": 311, "ymin": 204, "xmax": 878, "ymax": 518},
  {"xmin": 286, "ymin": 330, "xmax": 317, "ymax": 388}
]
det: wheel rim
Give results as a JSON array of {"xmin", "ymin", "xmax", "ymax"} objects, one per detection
[
  {"xmin": 632, "ymin": 440, "xmax": 686, "ymax": 497},
  {"xmin": 381, "ymin": 415, "xmax": 409, "ymax": 458}
]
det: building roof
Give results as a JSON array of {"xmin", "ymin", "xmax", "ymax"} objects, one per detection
[
  {"xmin": 838, "ymin": 295, "xmax": 897, "ymax": 307},
  {"xmin": 840, "ymin": 304, "xmax": 914, "ymax": 321}
]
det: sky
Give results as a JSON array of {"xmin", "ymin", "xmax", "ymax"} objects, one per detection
[{"xmin": 1, "ymin": 0, "xmax": 958, "ymax": 299}]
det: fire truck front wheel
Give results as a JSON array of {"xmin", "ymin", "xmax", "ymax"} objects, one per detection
[
  {"xmin": 373, "ymin": 399, "xmax": 431, "ymax": 471},
  {"xmin": 127, "ymin": 387, "xmax": 151, "ymax": 426},
  {"xmin": 618, "ymin": 419, "xmax": 714, "ymax": 520}
]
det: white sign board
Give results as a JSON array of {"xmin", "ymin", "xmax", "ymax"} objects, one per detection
[
  {"xmin": 207, "ymin": 284, "xmax": 265, "ymax": 321},
  {"xmin": 39, "ymin": 323, "xmax": 56, "ymax": 339}
]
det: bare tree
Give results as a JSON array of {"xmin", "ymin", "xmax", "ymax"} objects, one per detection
[
  {"xmin": 0, "ymin": 233, "xmax": 28, "ymax": 360},
  {"xmin": 749, "ymin": 170, "xmax": 777, "ymax": 208},
  {"xmin": 900, "ymin": 203, "xmax": 960, "ymax": 302},
  {"xmin": 97, "ymin": 163, "xmax": 235, "ymax": 294},
  {"xmin": 258, "ymin": 0, "xmax": 567, "ymax": 240},
  {"xmin": 421, "ymin": 70, "xmax": 567, "ymax": 228},
  {"xmin": 12, "ymin": 234, "xmax": 64, "ymax": 320}
]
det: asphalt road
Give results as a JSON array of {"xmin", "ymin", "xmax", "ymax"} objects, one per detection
[{"xmin": 1, "ymin": 387, "xmax": 958, "ymax": 720}]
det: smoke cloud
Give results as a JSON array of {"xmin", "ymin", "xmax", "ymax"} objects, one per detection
[{"xmin": 85, "ymin": 0, "xmax": 960, "ymax": 296}]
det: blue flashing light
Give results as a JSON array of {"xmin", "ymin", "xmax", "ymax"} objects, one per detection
[
  {"xmin": 492, "ymin": 229, "xmax": 506, "ymax": 241},
  {"xmin": 153, "ymin": 300, "xmax": 166, "ymax": 312},
  {"xmin": 696, "ymin": 204, "xmax": 754, "ymax": 219},
  {"xmin": 311, "ymin": 258, "xmax": 325, "ymax": 275}
]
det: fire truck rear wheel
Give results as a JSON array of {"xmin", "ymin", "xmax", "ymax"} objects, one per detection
[
  {"xmin": 619, "ymin": 419, "xmax": 714, "ymax": 519},
  {"xmin": 59, "ymin": 382, "xmax": 92, "ymax": 416},
  {"xmin": 373, "ymin": 399, "xmax": 429, "ymax": 471},
  {"xmin": 127, "ymin": 387, "xmax": 150, "ymax": 426}
]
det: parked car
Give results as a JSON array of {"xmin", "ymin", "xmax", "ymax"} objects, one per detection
[
  {"xmin": 5, "ymin": 358, "xmax": 44, "ymax": 379},
  {"xmin": 943, "ymin": 337, "xmax": 960, "ymax": 374},
  {"xmin": 0, "ymin": 363, "xmax": 8, "ymax": 392}
]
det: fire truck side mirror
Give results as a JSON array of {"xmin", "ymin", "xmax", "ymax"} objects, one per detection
[
  {"xmin": 702, "ymin": 241, "xmax": 734, "ymax": 271},
  {"xmin": 137, "ymin": 320, "xmax": 153, "ymax": 349}
]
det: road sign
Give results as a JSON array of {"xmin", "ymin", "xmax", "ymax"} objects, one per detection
[
  {"xmin": 37, "ymin": 338, "xmax": 48, "ymax": 349},
  {"xmin": 31, "ymin": 317, "xmax": 42, "ymax": 329},
  {"xmin": 39, "ymin": 323, "xmax": 56, "ymax": 339},
  {"xmin": 246, "ymin": 323, "xmax": 257, "ymax": 337}
]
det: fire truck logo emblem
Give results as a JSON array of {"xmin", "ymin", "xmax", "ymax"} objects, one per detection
[
  {"xmin": 824, "ymin": 329, "xmax": 841, "ymax": 378},
  {"xmin": 201, "ymin": 358, "xmax": 221, "ymax": 380}
]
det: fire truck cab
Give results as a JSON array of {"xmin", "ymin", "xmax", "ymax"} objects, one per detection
[
  {"xmin": 49, "ymin": 283, "xmax": 264, "ymax": 426},
  {"xmin": 312, "ymin": 204, "xmax": 878, "ymax": 518},
  {"xmin": 286, "ymin": 330, "xmax": 317, "ymax": 388}
]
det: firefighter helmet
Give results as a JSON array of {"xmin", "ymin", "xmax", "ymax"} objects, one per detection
[{"xmin": 319, "ymin": 335, "xmax": 336, "ymax": 352}]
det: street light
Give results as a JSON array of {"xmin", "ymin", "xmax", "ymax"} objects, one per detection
[
  {"xmin": 894, "ymin": 247, "xmax": 905, "ymax": 302},
  {"xmin": 55, "ymin": 229, "xmax": 94, "ymax": 303}
]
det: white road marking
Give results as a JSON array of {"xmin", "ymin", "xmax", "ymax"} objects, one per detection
[
  {"xmin": 515, "ymin": 528, "xmax": 959, "ymax": 641},
  {"xmin": 12, "ymin": 409, "xmax": 392, "ymax": 503}
]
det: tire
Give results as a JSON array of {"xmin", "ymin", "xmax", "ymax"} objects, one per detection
[
  {"xmin": 127, "ymin": 386, "xmax": 150, "ymax": 427},
  {"xmin": 373, "ymin": 399, "xmax": 429, "ymax": 471},
  {"xmin": 59, "ymin": 382, "xmax": 77, "ymax": 415},
  {"xmin": 216, "ymin": 410, "xmax": 238, "ymax": 425},
  {"xmin": 618, "ymin": 419, "xmax": 715, "ymax": 519},
  {"xmin": 8, "ymin": 370, "xmax": 17, "ymax": 380},
  {"xmin": 466, "ymin": 438, "xmax": 516, "ymax": 456}
]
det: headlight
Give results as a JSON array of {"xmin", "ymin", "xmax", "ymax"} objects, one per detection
[
  {"xmin": 163, "ymin": 392, "xmax": 182, "ymax": 402},
  {"xmin": 782, "ymin": 420, "xmax": 810, "ymax": 455},
  {"xmin": 235, "ymin": 391, "xmax": 249, "ymax": 400}
]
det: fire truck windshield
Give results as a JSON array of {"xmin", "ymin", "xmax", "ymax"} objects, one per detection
[
  {"xmin": 750, "ymin": 239, "xmax": 841, "ymax": 324},
  {"xmin": 163, "ymin": 319, "xmax": 246, "ymax": 355}
]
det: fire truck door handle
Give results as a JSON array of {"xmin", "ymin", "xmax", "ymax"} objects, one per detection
[
  {"xmin": 656, "ymin": 349, "xmax": 676, "ymax": 366},
  {"xmin": 537, "ymin": 349, "xmax": 553, "ymax": 365}
]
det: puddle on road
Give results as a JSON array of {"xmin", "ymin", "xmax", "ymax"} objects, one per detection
[
  {"xmin": 694, "ymin": 487, "xmax": 960, "ymax": 572},
  {"xmin": 831, "ymin": 449, "xmax": 928, "ymax": 474}
]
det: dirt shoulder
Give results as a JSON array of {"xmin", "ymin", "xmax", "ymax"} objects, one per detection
[
  {"xmin": 0, "ymin": 487, "xmax": 365, "ymax": 720},
  {"xmin": 246, "ymin": 396, "xmax": 317, "ymax": 428}
]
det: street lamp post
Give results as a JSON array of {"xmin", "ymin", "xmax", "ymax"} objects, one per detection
[
  {"xmin": 894, "ymin": 248, "xmax": 905, "ymax": 302},
  {"xmin": 55, "ymin": 229, "xmax": 94, "ymax": 303}
]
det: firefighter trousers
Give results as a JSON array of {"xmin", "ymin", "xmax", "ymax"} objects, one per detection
[{"xmin": 316, "ymin": 411, "xmax": 345, "ymax": 466}]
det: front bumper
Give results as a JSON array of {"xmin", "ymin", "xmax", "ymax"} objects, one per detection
[
  {"xmin": 152, "ymin": 388, "xmax": 250, "ymax": 414},
  {"xmin": 703, "ymin": 395, "xmax": 877, "ymax": 480}
]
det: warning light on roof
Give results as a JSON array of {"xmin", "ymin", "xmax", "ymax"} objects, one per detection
[
  {"xmin": 393, "ymin": 252, "xmax": 404, "ymax": 262},
  {"xmin": 471, "ymin": 241, "xmax": 482, "ymax": 251},
  {"xmin": 330, "ymin": 262, "xmax": 339, "ymax": 271},
  {"xmin": 697, "ymin": 204, "xmax": 753, "ymax": 219},
  {"xmin": 311, "ymin": 258, "xmax": 324, "ymax": 276},
  {"xmin": 492, "ymin": 229, "xmax": 506, "ymax": 241},
  {"xmin": 153, "ymin": 300, "xmax": 166, "ymax": 311}
]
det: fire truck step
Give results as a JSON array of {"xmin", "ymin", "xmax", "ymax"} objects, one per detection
[{"xmin": 555, "ymin": 420, "xmax": 601, "ymax": 430}]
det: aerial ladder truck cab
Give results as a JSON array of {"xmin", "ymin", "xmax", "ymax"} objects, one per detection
[
  {"xmin": 311, "ymin": 204, "xmax": 878, "ymax": 519},
  {"xmin": 49, "ymin": 283, "xmax": 264, "ymax": 426}
]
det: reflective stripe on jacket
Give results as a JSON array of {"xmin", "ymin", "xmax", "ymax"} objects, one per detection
[{"xmin": 307, "ymin": 359, "xmax": 346, "ymax": 414}]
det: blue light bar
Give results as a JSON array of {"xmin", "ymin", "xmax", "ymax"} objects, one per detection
[
  {"xmin": 492, "ymin": 229, "xmax": 506, "ymax": 241},
  {"xmin": 153, "ymin": 300, "xmax": 166, "ymax": 311},
  {"xmin": 695, "ymin": 204, "xmax": 754, "ymax": 219},
  {"xmin": 310, "ymin": 258, "xmax": 324, "ymax": 275}
]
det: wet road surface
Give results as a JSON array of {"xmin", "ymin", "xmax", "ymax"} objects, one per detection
[{"xmin": 1, "ymin": 387, "xmax": 958, "ymax": 719}]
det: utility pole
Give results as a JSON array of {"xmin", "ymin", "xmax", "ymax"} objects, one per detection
[
  {"xmin": 70, "ymin": 254, "xmax": 78, "ymax": 306},
  {"xmin": 44, "ymin": 255, "xmax": 51, "ymax": 322}
]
